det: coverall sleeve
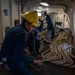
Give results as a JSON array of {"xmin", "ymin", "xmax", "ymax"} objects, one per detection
[
  {"xmin": 46, "ymin": 15, "xmax": 51, "ymax": 22},
  {"xmin": 13, "ymin": 32, "xmax": 34, "ymax": 64}
]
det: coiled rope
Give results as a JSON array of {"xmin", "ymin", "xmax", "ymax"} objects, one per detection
[
  {"xmin": 42, "ymin": 42, "xmax": 75, "ymax": 68},
  {"xmin": 42, "ymin": 30, "xmax": 75, "ymax": 68}
]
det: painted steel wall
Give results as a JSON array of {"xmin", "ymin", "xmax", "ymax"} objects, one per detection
[
  {"xmin": 0, "ymin": 0, "xmax": 3, "ymax": 45},
  {"xmin": 0, "ymin": 0, "xmax": 19, "ymax": 43},
  {"xmin": 11, "ymin": 0, "xmax": 19, "ymax": 27}
]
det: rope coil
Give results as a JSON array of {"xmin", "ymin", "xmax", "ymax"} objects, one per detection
[
  {"xmin": 42, "ymin": 42, "xmax": 75, "ymax": 68},
  {"xmin": 42, "ymin": 29, "xmax": 75, "ymax": 68}
]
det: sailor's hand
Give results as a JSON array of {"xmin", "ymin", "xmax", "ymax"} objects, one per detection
[
  {"xmin": 24, "ymin": 49, "xmax": 30, "ymax": 55},
  {"xmin": 33, "ymin": 60, "xmax": 43, "ymax": 66}
]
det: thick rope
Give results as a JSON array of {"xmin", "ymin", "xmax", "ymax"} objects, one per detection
[
  {"xmin": 42, "ymin": 30, "xmax": 75, "ymax": 68},
  {"xmin": 42, "ymin": 42, "xmax": 75, "ymax": 68}
]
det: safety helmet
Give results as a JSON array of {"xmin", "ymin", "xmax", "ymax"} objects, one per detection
[{"xmin": 21, "ymin": 11, "xmax": 39, "ymax": 27}]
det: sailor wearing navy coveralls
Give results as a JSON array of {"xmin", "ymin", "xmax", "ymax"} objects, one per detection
[
  {"xmin": 1, "ymin": 11, "xmax": 43, "ymax": 75},
  {"xmin": 44, "ymin": 11, "xmax": 54, "ymax": 39}
]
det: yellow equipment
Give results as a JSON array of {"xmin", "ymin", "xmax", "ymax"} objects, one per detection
[{"xmin": 21, "ymin": 11, "xmax": 39, "ymax": 27}]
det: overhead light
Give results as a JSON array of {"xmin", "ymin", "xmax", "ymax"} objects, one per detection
[
  {"xmin": 40, "ymin": 2, "xmax": 49, "ymax": 6},
  {"xmin": 38, "ymin": 12, "xmax": 41, "ymax": 16}
]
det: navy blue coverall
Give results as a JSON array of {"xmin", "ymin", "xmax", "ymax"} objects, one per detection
[
  {"xmin": 46, "ymin": 15, "xmax": 54, "ymax": 39},
  {"xmin": 28, "ymin": 28, "xmax": 40, "ymax": 55},
  {"xmin": 37, "ymin": 19, "xmax": 43, "ymax": 32},
  {"xmin": 1, "ymin": 24, "xmax": 34, "ymax": 75}
]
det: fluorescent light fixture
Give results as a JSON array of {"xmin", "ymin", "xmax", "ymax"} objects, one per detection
[
  {"xmin": 40, "ymin": 2, "xmax": 49, "ymax": 6},
  {"xmin": 38, "ymin": 12, "xmax": 41, "ymax": 16}
]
